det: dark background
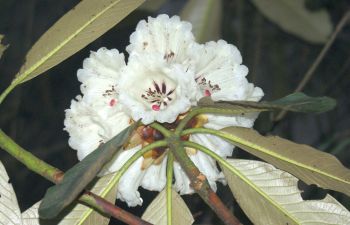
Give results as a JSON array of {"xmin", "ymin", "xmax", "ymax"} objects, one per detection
[{"xmin": 0, "ymin": 0, "xmax": 350, "ymax": 224}]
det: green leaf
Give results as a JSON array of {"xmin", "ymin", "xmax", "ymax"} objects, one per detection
[
  {"xmin": 0, "ymin": 34, "xmax": 8, "ymax": 59},
  {"xmin": 222, "ymin": 159, "xmax": 350, "ymax": 225},
  {"xmin": 198, "ymin": 92, "xmax": 336, "ymax": 114},
  {"xmin": 12, "ymin": 0, "xmax": 144, "ymax": 85},
  {"xmin": 22, "ymin": 172, "xmax": 119, "ymax": 225},
  {"xmin": 142, "ymin": 189, "xmax": 194, "ymax": 225},
  {"xmin": 220, "ymin": 127, "xmax": 350, "ymax": 196},
  {"xmin": 0, "ymin": 160, "xmax": 22, "ymax": 225},
  {"xmin": 250, "ymin": 0, "xmax": 333, "ymax": 44},
  {"xmin": 180, "ymin": 0, "xmax": 222, "ymax": 43},
  {"xmin": 39, "ymin": 122, "xmax": 139, "ymax": 219}
]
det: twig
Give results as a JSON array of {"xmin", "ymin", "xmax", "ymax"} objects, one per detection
[
  {"xmin": 167, "ymin": 136, "xmax": 242, "ymax": 225},
  {"xmin": 274, "ymin": 10, "xmax": 350, "ymax": 122},
  {"xmin": 0, "ymin": 129, "xmax": 152, "ymax": 225}
]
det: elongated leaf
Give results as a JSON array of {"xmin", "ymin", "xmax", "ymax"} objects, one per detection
[
  {"xmin": 22, "ymin": 172, "xmax": 118, "ymax": 225},
  {"xmin": 12, "ymin": 0, "xmax": 144, "ymax": 85},
  {"xmin": 220, "ymin": 127, "xmax": 350, "ymax": 196},
  {"xmin": 198, "ymin": 92, "xmax": 336, "ymax": 114},
  {"xmin": 0, "ymin": 34, "xmax": 8, "ymax": 59},
  {"xmin": 250, "ymin": 0, "xmax": 333, "ymax": 43},
  {"xmin": 0, "ymin": 160, "xmax": 22, "ymax": 225},
  {"xmin": 227, "ymin": 159, "xmax": 350, "ymax": 224},
  {"xmin": 142, "ymin": 189, "xmax": 194, "ymax": 225},
  {"xmin": 39, "ymin": 122, "xmax": 138, "ymax": 219},
  {"xmin": 222, "ymin": 159, "xmax": 350, "ymax": 225},
  {"xmin": 180, "ymin": 0, "xmax": 222, "ymax": 43}
]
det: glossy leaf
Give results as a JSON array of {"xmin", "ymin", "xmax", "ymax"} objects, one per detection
[
  {"xmin": 142, "ymin": 189, "xmax": 194, "ymax": 225},
  {"xmin": 222, "ymin": 159, "xmax": 350, "ymax": 225},
  {"xmin": 12, "ymin": 0, "xmax": 144, "ymax": 85},
  {"xmin": 250, "ymin": 0, "xmax": 333, "ymax": 43},
  {"xmin": 39, "ymin": 122, "xmax": 138, "ymax": 219},
  {"xmin": 22, "ymin": 172, "xmax": 118, "ymax": 225},
  {"xmin": 220, "ymin": 127, "xmax": 350, "ymax": 196},
  {"xmin": 180, "ymin": 0, "xmax": 222, "ymax": 43},
  {"xmin": 198, "ymin": 92, "xmax": 336, "ymax": 114}
]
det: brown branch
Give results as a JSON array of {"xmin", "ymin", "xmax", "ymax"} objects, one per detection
[
  {"xmin": 83, "ymin": 191, "xmax": 152, "ymax": 225},
  {"xmin": 274, "ymin": 10, "xmax": 350, "ymax": 122},
  {"xmin": 0, "ymin": 129, "xmax": 151, "ymax": 225},
  {"xmin": 167, "ymin": 136, "xmax": 242, "ymax": 225}
]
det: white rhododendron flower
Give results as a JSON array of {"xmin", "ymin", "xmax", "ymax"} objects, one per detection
[{"xmin": 64, "ymin": 14, "xmax": 264, "ymax": 206}]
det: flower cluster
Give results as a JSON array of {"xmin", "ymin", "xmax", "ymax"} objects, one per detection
[{"xmin": 64, "ymin": 15, "xmax": 263, "ymax": 206}]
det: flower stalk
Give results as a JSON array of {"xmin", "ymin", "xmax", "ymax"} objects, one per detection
[
  {"xmin": 166, "ymin": 135, "xmax": 242, "ymax": 225},
  {"xmin": 0, "ymin": 129, "xmax": 152, "ymax": 225}
]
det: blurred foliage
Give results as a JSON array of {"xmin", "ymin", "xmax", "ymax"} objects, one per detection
[{"xmin": 0, "ymin": 0, "xmax": 350, "ymax": 224}]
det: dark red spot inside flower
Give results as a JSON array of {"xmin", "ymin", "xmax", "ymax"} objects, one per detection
[
  {"xmin": 205, "ymin": 90, "xmax": 211, "ymax": 97},
  {"xmin": 152, "ymin": 105, "xmax": 160, "ymax": 111},
  {"xmin": 109, "ymin": 99, "xmax": 117, "ymax": 106}
]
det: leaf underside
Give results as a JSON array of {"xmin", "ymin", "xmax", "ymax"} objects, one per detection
[
  {"xmin": 142, "ymin": 189, "xmax": 194, "ymax": 225},
  {"xmin": 13, "ymin": 0, "xmax": 144, "ymax": 85},
  {"xmin": 23, "ymin": 172, "xmax": 118, "ymax": 225},
  {"xmin": 221, "ymin": 127, "xmax": 350, "ymax": 196},
  {"xmin": 222, "ymin": 159, "xmax": 350, "ymax": 225},
  {"xmin": 0, "ymin": 160, "xmax": 22, "ymax": 225}
]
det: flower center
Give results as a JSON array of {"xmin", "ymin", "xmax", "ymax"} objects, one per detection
[
  {"xmin": 195, "ymin": 76, "xmax": 221, "ymax": 96},
  {"xmin": 141, "ymin": 80, "xmax": 176, "ymax": 111}
]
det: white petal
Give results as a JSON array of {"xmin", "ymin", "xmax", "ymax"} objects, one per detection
[
  {"xmin": 118, "ymin": 53, "xmax": 197, "ymax": 124},
  {"xmin": 78, "ymin": 47, "xmax": 125, "ymax": 82},
  {"xmin": 189, "ymin": 40, "xmax": 264, "ymax": 102},
  {"xmin": 64, "ymin": 96, "xmax": 130, "ymax": 165},
  {"xmin": 117, "ymin": 156, "xmax": 145, "ymax": 207},
  {"xmin": 127, "ymin": 14, "xmax": 195, "ymax": 63},
  {"xmin": 174, "ymin": 162, "xmax": 193, "ymax": 195},
  {"xmin": 141, "ymin": 155, "xmax": 167, "ymax": 191}
]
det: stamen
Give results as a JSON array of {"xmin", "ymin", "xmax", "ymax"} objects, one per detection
[
  {"xmin": 205, "ymin": 90, "xmax": 211, "ymax": 97},
  {"xmin": 109, "ymin": 99, "xmax": 117, "ymax": 106},
  {"xmin": 141, "ymin": 80, "xmax": 175, "ymax": 110},
  {"xmin": 152, "ymin": 105, "xmax": 160, "ymax": 111}
]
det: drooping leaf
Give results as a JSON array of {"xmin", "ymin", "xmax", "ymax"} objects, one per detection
[
  {"xmin": 180, "ymin": 0, "xmax": 222, "ymax": 43},
  {"xmin": 0, "ymin": 34, "xmax": 8, "ymax": 59},
  {"xmin": 198, "ymin": 92, "xmax": 336, "ymax": 114},
  {"xmin": 142, "ymin": 189, "xmax": 194, "ymax": 225},
  {"xmin": 12, "ymin": 0, "xmax": 144, "ymax": 85},
  {"xmin": 22, "ymin": 172, "xmax": 118, "ymax": 225},
  {"xmin": 250, "ymin": 0, "xmax": 333, "ymax": 43},
  {"xmin": 0, "ymin": 160, "xmax": 22, "ymax": 225},
  {"xmin": 220, "ymin": 127, "xmax": 350, "ymax": 196},
  {"xmin": 39, "ymin": 122, "xmax": 139, "ymax": 219},
  {"xmin": 222, "ymin": 159, "xmax": 350, "ymax": 225}
]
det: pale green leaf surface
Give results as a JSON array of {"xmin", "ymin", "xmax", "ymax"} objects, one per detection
[
  {"xmin": 222, "ymin": 159, "xmax": 350, "ymax": 225},
  {"xmin": 0, "ymin": 160, "xmax": 22, "ymax": 225},
  {"xmin": 221, "ymin": 127, "xmax": 350, "ymax": 196},
  {"xmin": 250, "ymin": 0, "xmax": 332, "ymax": 43},
  {"xmin": 142, "ymin": 189, "xmax": 194, "ymax": 225},
  {"xmin": 13, "ymin": 0, "xmax": 144, "ymax": 85},
  {"xmin": 22, "ymin": 172, "xmax": 118, "ymax": 225},
  {"xmin": 180, "ymin": 0, "xmax": 222, "ymax": 43}
]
